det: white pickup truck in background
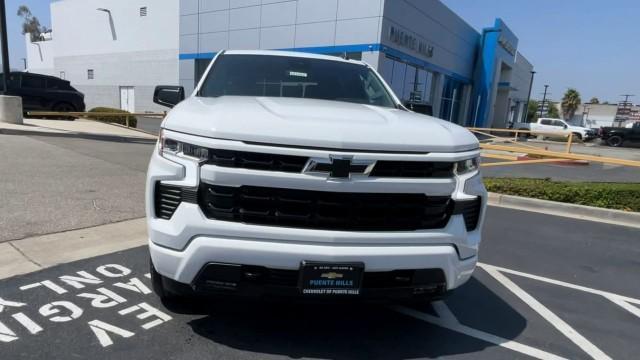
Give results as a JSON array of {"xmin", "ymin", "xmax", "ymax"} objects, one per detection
[{"xmin": 513, "ymin": 118, "xmax": 596, "ymax": 141}]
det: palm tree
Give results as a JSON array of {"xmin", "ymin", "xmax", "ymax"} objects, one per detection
[{"xmin": 561, "ymin": 88, "xmax": 581, "ymax": 120}]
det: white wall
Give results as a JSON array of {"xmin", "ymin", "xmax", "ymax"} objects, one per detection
[
  {"xmin": 511, "ymin": 52, "xmax": 533, "ymax": 102},
  {"xmin": 25, "ymin": 34, "xmax": 55, "ymax": 75},
  {"xmin": 51, "ymin": 0, "xmax": 179, "ymax": 57},
  {"xmin": 48, "ymin": 0, "xmax": 180, "ymax": 112}
]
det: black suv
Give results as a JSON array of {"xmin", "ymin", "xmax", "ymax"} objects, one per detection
[{"xmin": 0, "ymin": 72, "xmax": 85, "ymax": 113}]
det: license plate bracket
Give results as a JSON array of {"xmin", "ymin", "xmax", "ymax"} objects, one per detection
[{"xmin": 299, "ymin": 261, "xmax": 364, "ymax": 296}]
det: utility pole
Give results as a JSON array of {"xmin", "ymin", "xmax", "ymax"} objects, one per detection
[
  {"xmin": 615, "ymin": 94, "xmax": 635, "ymax": 127},
  {"xmin": 620, "ymin": 94, "xmax": 635, "ymax": 106},
  {"xmin": 0, "ymin": 0, "xmax": 10, "ymax": 92},
  {"xmin": 539, "ymin": 85, "xmax": 549, "ymax": 118},
  {"xmin": 522, "ymin": 71, "xmax": 535, "ymax": 122}
]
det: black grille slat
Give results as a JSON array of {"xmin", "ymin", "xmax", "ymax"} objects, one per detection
[
  {"xmin": 370, "ymin": 161, "xmax": 454, "ymax": 178},
  {"xmin": 154, "ymin": 183, "xmax": 199, "ymax": 220},
  {"xmin": 155, "ymin": 183, "xmax": 182, "ymax": 220},
  {"xmin": 200, "ymin": 184, "xmax": 454, "ymax": 231},
  {"xmin": 453, "ymin": 198, "xmax": 482, "ymax": 231},
  {"xmin": 208, "ymin": 149, "xmax": 308, "ymax": 173}
]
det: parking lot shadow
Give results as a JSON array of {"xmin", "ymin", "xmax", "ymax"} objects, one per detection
[{"xmin": 179, "ymin": 277, "xmax": 527, "ymax": 359}]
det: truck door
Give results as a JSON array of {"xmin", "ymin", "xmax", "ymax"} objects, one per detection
[
  {"xmin": 631, "ymin": 123, "xmax": 640, "ymax": 142},
  {"xmin": 551, "ymin": 120, "xmax": 569, "ymax": 135}
]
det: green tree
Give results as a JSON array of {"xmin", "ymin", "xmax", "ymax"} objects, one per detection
[
  {"xmin": 589, "ymin": 97, "xmax": 600, "ymax": 104},
  {"xmin": 561, "ymin": 88, "xmax": 581, "ymax": 120},
  {"xmin": 526, "ymin": 100, "xmax": 538, "ymax": 122},
  {"xmin": 547, "ymin": 101, "xmax": 560, "ymax": 118},
  {"xmin": 17, "ymin": 5, "xmax": 48, "ymax": 42}
]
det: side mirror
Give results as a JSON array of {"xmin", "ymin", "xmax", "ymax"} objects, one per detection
[
  {"xmin": 563, "ymin": 124, "xmax": 568, "ymax": 129},
  {"xmin": 153, "ymin": 86, "xmax": 185, "ymax": 108}
]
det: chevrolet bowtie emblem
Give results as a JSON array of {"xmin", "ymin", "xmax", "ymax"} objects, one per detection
[
  {"xmin": 303, "ymin": 156, "xmax": 376, "ymax": 178},
  {"xmin": 320, "ymin": 272, "xmax": 344, "ymax": 279}
]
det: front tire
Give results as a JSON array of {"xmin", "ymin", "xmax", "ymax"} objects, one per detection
[
  {"xmin": 606, "ymin": 135, "xmax": 623, "ymax": 147},
  {"xmin": 52, "ymin": 102, "xmax": 77, "ymax": 120},
  {"xmin": 572, "ymin": 133, "xmax": 582, "ymax": 141}
]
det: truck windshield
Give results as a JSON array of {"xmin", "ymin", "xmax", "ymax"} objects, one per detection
[{"xmin": 198, "ymin": 54, "xmax": 397, "ymax": 108}]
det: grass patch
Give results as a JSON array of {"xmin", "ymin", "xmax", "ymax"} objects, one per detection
[{"xmin": 484, "ymin": 177, "xmax": 640, "ymax": 212}]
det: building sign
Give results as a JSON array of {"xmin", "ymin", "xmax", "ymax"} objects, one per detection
[
  {"xmin": 498, "ymin": 35, "xmax": 516, "ymax": 56},
  {"xmin": 388, "ymin": 26, "xmax": 434, "ymax": 58}
]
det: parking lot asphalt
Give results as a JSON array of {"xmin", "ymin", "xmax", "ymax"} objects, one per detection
[
  {"xmin": 0, "ymin": 132, "xmax": 155, "ymax": 242},
  {"xmin": 0, "ymin": 207, "xmax": 637, "ymax": 360}
]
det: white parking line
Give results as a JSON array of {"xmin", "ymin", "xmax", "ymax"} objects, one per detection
[
  {"xmin": 477, "ymin": 263, "xmax": 640, "ymax": 306},
  {"xmin": 605, "ymin": 296, "xmax": 640, "ymax": 319},
  {"xmin": 392, "ymin": 305, "xmax": 568, "ymax": 360},
  {"xmin": 482, "ymin": 265, "xmax": 612, "ymax": 360},
  {"xmin": 432, "ymin": 300, "xmax": 458, "ymax": 323}
]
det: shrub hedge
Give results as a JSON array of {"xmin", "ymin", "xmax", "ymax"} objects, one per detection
[
  {"xmin": 484, "ymin": 177, "xmax": 640, "ymax": 212},
  {"xmin": 86, "ymin": 107, "xmax": 137, "ymax": 128}
]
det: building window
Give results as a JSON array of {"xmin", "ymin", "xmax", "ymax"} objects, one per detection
[
  {"xmin": 381, "ymin": 56, "xmax": 434, "ymax": 106},
  {"xmin": 140, "ymin": 7, "xmax": 147, "ymax": 17},
  {"xmin": 439, "ymin": 76, "xmax": 464, "ymax": 122},
  {"xmin": 87, "ymin": 69, "xmax": 94, "ymax": 80}
]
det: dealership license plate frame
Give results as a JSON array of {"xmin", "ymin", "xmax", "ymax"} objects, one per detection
[{"xmin": 299, "ymin": 261, "xmax": 364, "ymax": 296}]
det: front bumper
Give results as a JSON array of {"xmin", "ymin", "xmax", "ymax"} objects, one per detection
[
  {"xmin": 146, "ymin": 133, "xmax": 487, "ymax": 296},
  {"xmin": 149, "ymin": 236, "xmax": 477, "ymax": 294}
]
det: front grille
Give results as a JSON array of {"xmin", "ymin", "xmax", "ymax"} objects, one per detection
[
  {"xmin": 199, "ymin": 184, "xmax": 453, "ymax": 231},
  {"xmin": 453, "ymin": 198, "xmax": 482, "ymax": 231},
  {"xmin": 196, "ymin": 146, "xmax": 456, "ymax": 178},
  {"xmin": 207, "ymin": 149, "xmax": 308, "ymax": 173},
  {"xmin": 370, "ymin": 161, "xmax": 454, "ymax": 178},
  {"xmin": 154, "ymin": 183, "xmax": 198, "ymax": 220}
]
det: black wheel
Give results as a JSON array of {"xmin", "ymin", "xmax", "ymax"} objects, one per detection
[
  {"xmin": 606, "ymin": 135, "xmax": 623, "ymax": 147},
  {"xmin": 572, "ymin": 133, "xmax": 582, "ymax": 141},
  {"xmin": 52, "ymin": 102, "xmax": 76, "ymax": 120},
  {"xmin": 517, "ymin": 129, "xmax": 530, "ymax": 139}
]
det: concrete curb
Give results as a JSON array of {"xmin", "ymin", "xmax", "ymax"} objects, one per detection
[
  {"xmin": 0, "ymin": 218, "xmax": 147, "ymax": 280},
  {"xmin": 488, "ymin": 192, "xmax": 640, "ymax": 229}
]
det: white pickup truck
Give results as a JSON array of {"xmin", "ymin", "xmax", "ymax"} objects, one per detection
[
  {"xmin": 514, "ymin": 118, "xmax": 596, "ymax": 141},
  {"xmin": 146, "ymin": 50, "xmax": 486, "ymax": 303}
]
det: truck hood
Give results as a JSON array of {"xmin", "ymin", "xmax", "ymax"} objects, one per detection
[{"xmin": 162, "ymin": 96, "xmax": 479, "ymax": 153}]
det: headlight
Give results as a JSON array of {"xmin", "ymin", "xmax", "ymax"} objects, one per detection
[
  {"xmin": 454, "ymin": 157, "xmax": 480, "ymax": 175},
  {"xmin": 158, "ymin": 129, "xmax": 209, "ymax": 162}
]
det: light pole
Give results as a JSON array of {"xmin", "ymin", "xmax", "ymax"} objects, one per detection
[
  {"xmin": 97, "ymin": 8, "xmax": 117, "ymax": 41},
  {"xmin": 539, "ymin": 85, "xmax": 549, "ymax": 118},
  {"xmin": 522, "ymin": 70, "xmax": 535, "ymax": 122},
  {"xmin": 0, "ymin": 0, "xmax": 10, "ymax": 92}
]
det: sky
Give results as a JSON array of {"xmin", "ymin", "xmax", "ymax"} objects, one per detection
[
  {"xmin": 4, "ymin": 1, "xmax": 639, "ymax": 103},
  {"xmin": 5, "ymin": 0, "xmax": 51, "ymax": 70},
  {"xmin": 442, "ymin": 0, "xmax": 640, "ymax": 103}
]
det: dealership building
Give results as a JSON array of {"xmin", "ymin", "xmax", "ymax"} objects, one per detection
[{"xmin": 27, "ymin": 0, "xmax": 534, "ymax": 128}]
